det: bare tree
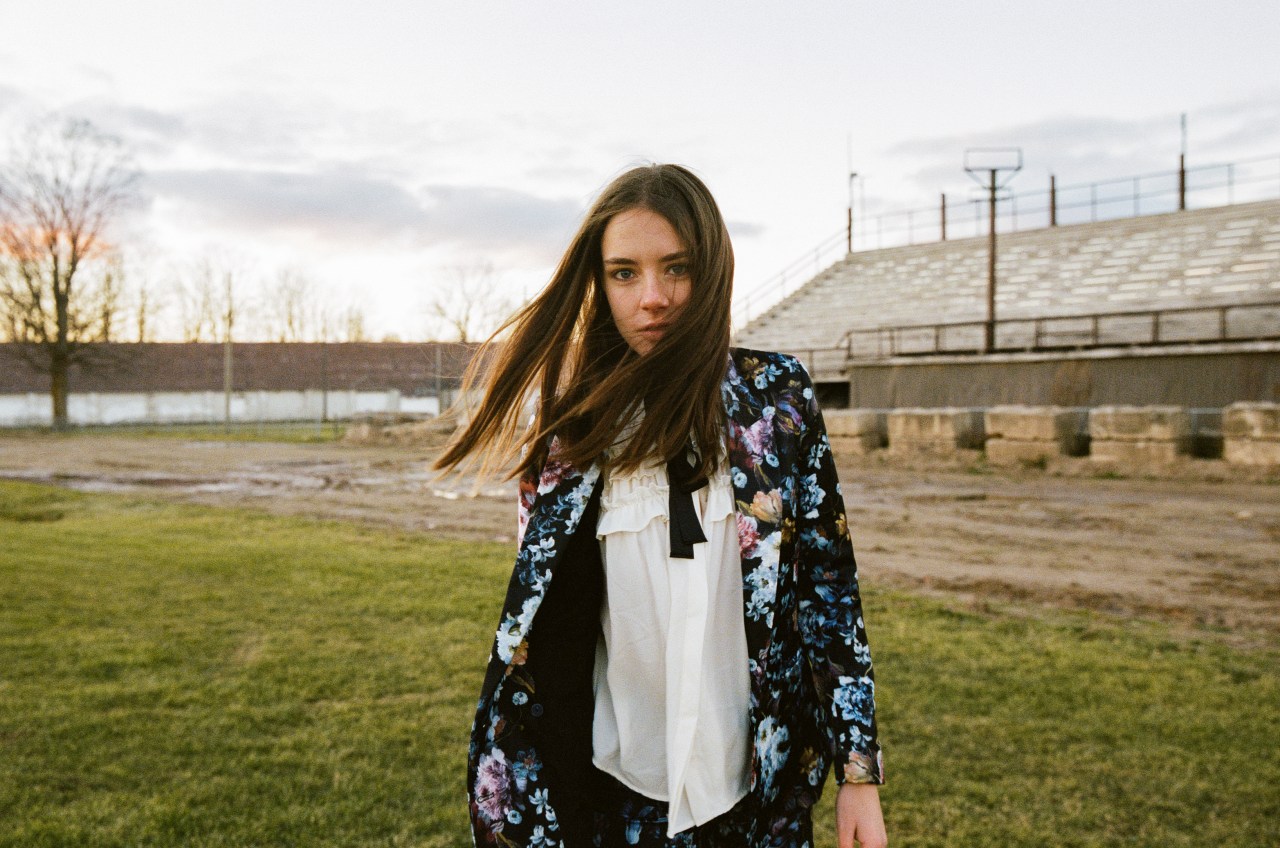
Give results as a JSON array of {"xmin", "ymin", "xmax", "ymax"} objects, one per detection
[
  {"xmin": 264, "ymin": 267, "xmax": 318, "ymax": 342},
  {"xmin": 318, "ymin": 298, "xmax": 369, "ymax": 343},
  {"xmin": 172, "ymin": 255, "xmax": 223, "ymax": 342},
  {"xmin": 0, "ymin": 116, "xmax": 139, "ymax": 428},
  {"xmin": 339, "ymin": 302, "xmax": 368, "ymax": 342},
  {"xmin": 424, "ymin": 261, "xmax": 517, "ymax": 343}
]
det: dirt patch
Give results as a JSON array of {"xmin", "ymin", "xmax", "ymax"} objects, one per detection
[{"xmin": 2, "ymin": 432, "xmax": 1277, "ymax": 644}]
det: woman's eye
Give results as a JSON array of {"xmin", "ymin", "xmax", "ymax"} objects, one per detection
[
  {"xmin": 668, "ymin": 264, "xmax": 688, "ymax": 277},
  {"xmin": 612, "ymin": 269, "xmax": 635, "ymax": 281}
]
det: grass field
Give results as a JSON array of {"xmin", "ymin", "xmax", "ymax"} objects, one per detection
[{"xmin": 1, "ymin": 479, "xmax": 1277, "ymax": 847}]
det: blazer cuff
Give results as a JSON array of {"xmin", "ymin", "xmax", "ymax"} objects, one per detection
[{"xmin": 838, "ymin": 747, "xmax": 885, "ymax": 785}]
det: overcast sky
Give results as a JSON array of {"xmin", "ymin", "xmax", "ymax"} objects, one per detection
[{"xmin": 3, "ymin": 1, "xmax": 1278, "ymax": 340}]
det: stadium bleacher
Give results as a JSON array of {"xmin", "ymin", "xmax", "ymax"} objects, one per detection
[{"xmin": 735, "ymin": 197, "xmax": 1280, "ymax": 380}]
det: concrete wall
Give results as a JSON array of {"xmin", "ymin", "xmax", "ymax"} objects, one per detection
[
  {"xmin": 0, "ymin": 390, "xmax": 438, "ymax": 427},
  {"xmin": 844, "ymin": 348, "xmax": 1280, "ymax": 409}
]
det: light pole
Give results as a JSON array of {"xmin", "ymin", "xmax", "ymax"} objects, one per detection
[
  {"xmin": 847, "ymin": 171, "xmax": 858, "ymax": 254},
  {"xmin": 964, "ymin": 148, "xmax": 1022, "ymax": 353}
]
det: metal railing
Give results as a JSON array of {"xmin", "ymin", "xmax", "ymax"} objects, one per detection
[
  {"xmin": 842, "ymin": 299, "xmax": 1280, "ymax": 362},
  {"xmin": 734, "ymin": 154, "xmax": 1280, "ymax": 329}
]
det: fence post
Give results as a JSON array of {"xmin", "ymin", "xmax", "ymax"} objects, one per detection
[
  {"xmin": 1178, "ymin": 153, "xmax": 1186, "ymax": 211},
  {"xmin": 1049, "ymin": 174, "xmax": 1057, "ymax": 226},
  {"xmin": 940, "ymin": 193, "xmax": 947, "ymax": 241}
]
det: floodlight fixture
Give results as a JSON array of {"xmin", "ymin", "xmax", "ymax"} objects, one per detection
[{"xmin": 964, "ymin": 147, "xmax": 1023, "ymax": 188}]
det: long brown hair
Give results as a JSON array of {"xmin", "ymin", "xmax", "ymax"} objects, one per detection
[{"xmin": 434, "ymin": 163, "xmax": 734, "ymax": 482}]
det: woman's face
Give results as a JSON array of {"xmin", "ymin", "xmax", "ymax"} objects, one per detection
[{"xmin": 600, "ymin": 207, "xmax": 692, "ymax": 356}]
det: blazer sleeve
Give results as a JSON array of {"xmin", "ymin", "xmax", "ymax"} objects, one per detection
[
  {"xmin": 791, "ymin": 361, "xmax": 884, "ymax": 785},
  {"xmin": 516, "ymin": 468, "xmax": 537, "ymax": 548}
]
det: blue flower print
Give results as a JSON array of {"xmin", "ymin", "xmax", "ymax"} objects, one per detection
[
  {"xmin": 833, "ymin": 675, "xmax": 875, "ymax": 725},
  {"xmin": 531, "ymin": 787, "xmax": 549, "ymax": 814},
  {"xmin": 799, "ymin": 473, "xmax": 825, "ymax": 518},
  {"xmin": 511, "ymin": 691, "xmax": 528, "ymax": 706},
  {"xmin": 512, "ymin": 750, "xmax": 542, "ymax": 790},
  {"xmin": 754, "ymin": 362, "xmax": 783, "ymax": 388}
]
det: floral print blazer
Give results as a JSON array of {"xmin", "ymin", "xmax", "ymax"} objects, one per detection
[{"xmin": 468, "ymin": 348, "xmax": 883, "ymax": 847}]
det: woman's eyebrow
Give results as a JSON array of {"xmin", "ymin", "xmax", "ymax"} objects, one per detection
[{"xmin": 603, "ymin": 251, "xmax": 689, "ymax": 265}]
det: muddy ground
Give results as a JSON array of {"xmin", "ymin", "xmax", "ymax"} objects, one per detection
[{"xmin": 2, "ymin": 432, "xmax": 1277, "ymax": 646}]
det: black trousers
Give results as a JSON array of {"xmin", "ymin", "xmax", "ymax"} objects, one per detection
[{"xmin": 589, "ymin": 773, "xmax": 752, "ymax": 848}]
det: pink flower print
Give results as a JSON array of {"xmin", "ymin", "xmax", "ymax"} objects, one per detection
[
  {"xmin": 474, "ymin": 748, "xmax": 514, "ymax": 825},
  {"xmin": 738, "ymin": 412, "xmax": 774, "ymax": 468},
  {"xmin": 737, "ymin": 513, "xmax": 761, "ymax": 559}
]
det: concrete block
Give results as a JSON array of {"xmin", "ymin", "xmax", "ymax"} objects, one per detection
[
  {"xmin": 985, "ymin": 438, "xmax": 1058, "ymax": 466},
  {"xmin": 825, "ymin": 410, "xmax": 887, "ymax": 454},
  {"xmin": 986, "ymin": 405, "xmax": 1088, "ymax": 454},
  {"xmin": 1089, "ymin": 406, "xmax": 1192, "ymax": 444},
  {"xmin": 888, "ymin": 408, "xmax": 986, "ymax": 454},
  {"xmin": 1224, "ymin": 439, "xmax": 1280, "ymax": 466},
  {"xmin": 1223, "ymin": 402, "xmax": 1280, "ymax": 440},
  {"xmin": 1223, "ymin": 402, "xmax": 1280, "ymax": 466},
  {"xmin": 1090, "ymin": 440, "xmax": 1188, "ymax": 465}
]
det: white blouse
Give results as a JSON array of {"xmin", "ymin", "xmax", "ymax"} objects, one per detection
[{"xmin": 591, "ymin": 449, "xmax": 752, "ymax": 837}]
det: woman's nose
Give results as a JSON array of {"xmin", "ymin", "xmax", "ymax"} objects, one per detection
[{"xmin": 639, "ymin": 273, "xmax": 671, "ymax": 309}]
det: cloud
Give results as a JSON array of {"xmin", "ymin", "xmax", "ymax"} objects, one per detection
[
  {"xmin": 63, "ymin": 98, "xmax": 188, "ymax": 156},
  {"xmin": 726, "ymin": 219, "xmax": 765, "ymax": 239},
  {"xmin": 144, "ymin": 165, "xmax": 584, "ymax": 259},
  {"xmin": 146, "ymin": 165, "xmax": 430, "ymax": 240},
  {"xmin": 0, "ymin": 83, "xmax": 22, "ymax": 113},
  {"xmin": 417, "ymin": 184, "xmax": 583, "ymax": 253},
  {"xmin": 887, "ymin": 91, "xmax": 1280, "ymax": 200}
]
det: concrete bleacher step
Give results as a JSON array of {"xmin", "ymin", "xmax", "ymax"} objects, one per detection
[{"xmin": 736, "ymin": 198, "xmax": 1280, "ymax": 360}]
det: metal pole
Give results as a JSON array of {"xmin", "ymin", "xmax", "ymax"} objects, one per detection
[
  {"xmin": 435, "ymin": 343, "xmax": 442, "ymax": 409},
  {"xmin": 321, "ymin": 339, "xmax": 329, "ymax": 423},
  {"xmin": 222, "ymin": 272, "xmax": 233, "ymax": 431},
  {"xmin": 1050, "ymin": 174, "xmax": 1057, "ymax": 226},
  {"xmin": 1179, "ymin": 113, "xmax": 1187, "ymax": 211},
  {"xmin": 1179, "ymin": 154, "xmax": 1186, "ymax": 211},
  {"xmin": 940, "ymin": 193, "xmax": 947, "ymax": 241},
  {"xmin": 847, "ymin": 171, "xmax": 857, "ymax": 254},
  {"xmin": 986, "ymin": 169, "xmax": 997, "ymax": 353}
]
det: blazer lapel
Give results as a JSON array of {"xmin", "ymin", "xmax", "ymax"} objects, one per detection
[
  {"xmin": 480, "ymin": 437, "xmax": 601, "ymax": 699},
  {"xmin": 724, "ymin": 352, "xmax": 783, "ymax": 663}
]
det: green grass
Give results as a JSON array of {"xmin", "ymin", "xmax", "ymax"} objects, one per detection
[
  {"xmin": 2, "ymin": 421, "xmax": 347, "ymax": 444},
  {"xmin": 1, "ymin": 480, "xmax": 1277, "ymax": 847}
]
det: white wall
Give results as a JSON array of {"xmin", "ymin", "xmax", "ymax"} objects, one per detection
[{"xmin": 0, "ymin": 390, "xmax": 440, "ymax": 427}]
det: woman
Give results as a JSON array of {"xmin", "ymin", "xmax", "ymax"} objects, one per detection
[{"xmin": 436, "ymin": 164, "xmax": 886, "ymax": 848}]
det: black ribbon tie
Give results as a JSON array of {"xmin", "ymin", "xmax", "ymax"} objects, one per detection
[{"xmin": 665, "ymin": 442, "xmax": 708, "ymax": 559}]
